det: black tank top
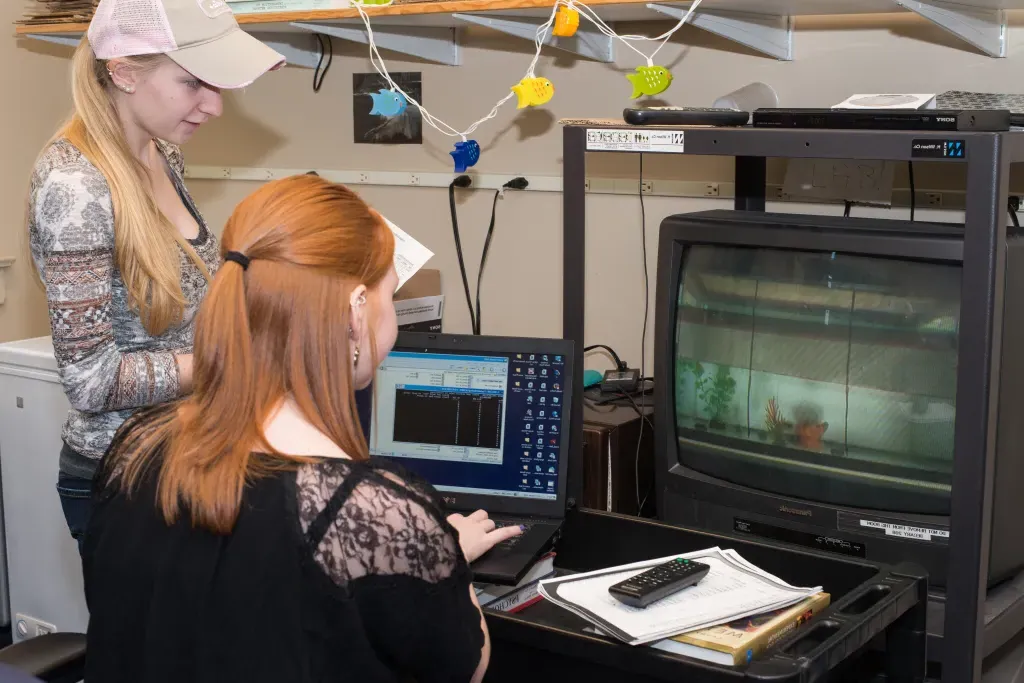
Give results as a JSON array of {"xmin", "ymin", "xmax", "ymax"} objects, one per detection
[{"xmin": 82, "ymin": 447, "xmax": 483, "ymax": 683}]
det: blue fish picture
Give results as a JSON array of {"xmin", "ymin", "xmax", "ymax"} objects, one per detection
[
  {"xmin": 450, "ymin": 140, "xmax": 480, "ymax": 173},
  {"xmin": 368, "ymin": 89, "xmax": 408, "ymax": 117},
  {"xmin": 353, "ymin": 72, "xmax": 422, "ymax": 145}
]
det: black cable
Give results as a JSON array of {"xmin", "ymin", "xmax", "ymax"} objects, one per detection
[
  {"xmin": 474, "ymin": 177, "xmax": 528, "ymax": 335},
  {"xmin": 472, "ymin": 190, "xmax": 501, "ymax": 335},
  {"xmin": 312, "ymin": 34, "xmax": 333, "ymax": 93},
  {"xmin": 637, "ymin": 152, "xmax": 651, "ymax": 515},
  {"xmin": 448, "ymin": 176, "xmax": 476, "ymax": 334},
  {"xmin": 583, "ymin": 344, "xmax": 627, "ymax": 371},
  {"xmin": 908, "ymin": 161, "xmax": 916, "ymax": 222}
]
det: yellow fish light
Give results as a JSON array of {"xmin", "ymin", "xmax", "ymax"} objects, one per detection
[
  {"xmin": 552, "ymin": 6, "xmax": 580, "ymax": 37},
  {"xmin": 511, "ymin": 76, "xmax": 555, "ymax": 109}
]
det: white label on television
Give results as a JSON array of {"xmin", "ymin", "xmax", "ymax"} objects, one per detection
[
  {"xmin": 585, "ymin": 129, "xmax": 686, "ymax": 153},
  {"xmin": 859, "ymin": 519, "xmax": 949, "ymax": 542}
]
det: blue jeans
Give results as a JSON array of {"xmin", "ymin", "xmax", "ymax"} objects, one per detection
[{"xmin": 56, "ymin": 472, "xmax": 92, "ymax": 555}]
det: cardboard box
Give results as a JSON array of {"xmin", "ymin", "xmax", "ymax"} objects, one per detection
[{"xmin": 395, "ymin": 269, "xmax": 443, "ymax": 333}]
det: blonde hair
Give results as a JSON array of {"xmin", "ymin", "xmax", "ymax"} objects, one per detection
[{"xmin": 32, "ymin": 38, "xmax": 210, "ymax": 335}]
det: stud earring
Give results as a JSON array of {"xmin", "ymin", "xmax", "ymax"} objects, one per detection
[
  {"xmin": 108, "ymin": 71, "xmax": 134, "ymax": 93},
  {"xmin": 352, "ymin": 344, "xmax": 361, "ymax": 366}
]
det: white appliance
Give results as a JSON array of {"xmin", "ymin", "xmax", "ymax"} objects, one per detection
[{"xmin": 0, "ymin": 336, "xmax": 88, "ymax": 640}]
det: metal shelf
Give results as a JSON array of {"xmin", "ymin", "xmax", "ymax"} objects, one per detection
[
  {"xmin": 14, "ymin": 0, "xmax": 1024, "ymax": 64},
  {"xmin": 560, "ymin": 121, "xmax": 1024, "ymax": 683}
]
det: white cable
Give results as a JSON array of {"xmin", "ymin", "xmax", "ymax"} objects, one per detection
[
  {"xmin": 352, "ymin": 0, "xmax": 562, "ymax": 141},
  {"xmin": 349, "ymin": 0, "xmax": 703, "ymax": 143}
]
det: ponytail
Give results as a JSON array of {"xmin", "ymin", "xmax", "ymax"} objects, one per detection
[{"xmin": 110, "ymin": 176, "xmax": 395, "ymax": 534}]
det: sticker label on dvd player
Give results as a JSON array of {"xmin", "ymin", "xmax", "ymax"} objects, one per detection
[
  {"xmin": 911, "ymin": 138, "xmax": 966, "ymax": 159},
  {"xmin": 585, "ymin": 129, "xmax": 686, "ymax": 153}
]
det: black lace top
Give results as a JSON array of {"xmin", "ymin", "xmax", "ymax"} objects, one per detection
[{"xmin": 82, "ymin": 453, "xmax": 484, "ymax": 683}]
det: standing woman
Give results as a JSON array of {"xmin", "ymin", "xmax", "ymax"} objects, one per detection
[{"xmin": 27, "ymin": 0, "xmax": 285, "ymax": 548}]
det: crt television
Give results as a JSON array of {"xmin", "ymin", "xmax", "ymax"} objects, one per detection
[{"xmin": 652, "ymin": 210, "xmax": 1024, "ymax": 590}]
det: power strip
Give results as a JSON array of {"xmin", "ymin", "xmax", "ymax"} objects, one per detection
[{"xmin": 182, "ymin": 165, "xmax": 975, "ymax": 209}]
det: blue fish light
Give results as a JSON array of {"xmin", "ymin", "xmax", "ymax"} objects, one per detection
[
  {"xmin": 450, "ymin": 140, "xmax": 480, "ymax": 173},
  {"xmin": 368, "ymin": 89, "xmax": 408, "ymax": 117}
]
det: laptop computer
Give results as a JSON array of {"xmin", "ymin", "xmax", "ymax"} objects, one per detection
[{"xmin": 370, "ymin": 332, "xmax": 575, "ymax": 586}]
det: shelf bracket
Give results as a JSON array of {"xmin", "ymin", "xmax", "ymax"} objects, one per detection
[
  {"xmin": 290, "ymin": 22, "xmax": 460, "ymax": 65},
  {"xmin": 646, "ymin": 4, "xmax": 792, "ymax": 61},
  {"xmin": 451, "ymin": 13, "xmax": 614, "ymax": 63},
  {"xmin": 887, "ymin": 0, "xmax": 1005, "ymax": 57},
  {"xmin": 22, "ymin": 33, "xmax": 82, "ymax": 48},
  {"xmin": 246, "ymin": 31, "xmax": 328, "ymax": 69}
]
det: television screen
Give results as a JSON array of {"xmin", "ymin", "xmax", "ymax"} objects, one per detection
[{"xmin": 673, "ymin": 245, "xmax": 960, "ymax": 506}]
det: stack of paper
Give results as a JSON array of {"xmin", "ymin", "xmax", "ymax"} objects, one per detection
[{"xmin": 538, "ymin": 547, "xmax": 822, "ymax": 646}]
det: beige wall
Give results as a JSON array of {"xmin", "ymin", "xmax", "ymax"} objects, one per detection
[
  {"xmin": 0, "ymin": 3, "xmax": 73, "ymax": 344},
  {"xmin": 4, "ymin": 12, "xmax": 1023, "ymax": 371}
]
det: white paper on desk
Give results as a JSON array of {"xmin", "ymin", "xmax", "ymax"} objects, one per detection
[
  {"xmin": 383, "ymin": 217, "xmax": 434, "ymax": 291},
  {"xmin": 538, "ymin": 547, "xmax": 820, "ymax": 646}
]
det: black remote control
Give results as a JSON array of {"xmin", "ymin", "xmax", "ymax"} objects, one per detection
[{"xmin": 608, "ymin": 558, "xmax": 711, "ymax": 608}]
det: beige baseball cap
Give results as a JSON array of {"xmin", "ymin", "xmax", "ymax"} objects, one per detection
[{"xmin": 88, "ymin": 0, "xmax": 286, "ymax": 89}]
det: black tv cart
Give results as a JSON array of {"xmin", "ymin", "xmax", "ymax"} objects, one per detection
[
  {"xmin": 484, "ymin": 508, "xmax": 927, "ymax": 683},
  {"xmin": 559, "ymin": 123, "xmax": 1024, "ymax": 683}
]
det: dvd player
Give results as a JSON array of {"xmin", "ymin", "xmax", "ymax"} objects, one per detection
[{"xmin": 752, "ymin": 108, "xmax": 1010, "ymax": 132}]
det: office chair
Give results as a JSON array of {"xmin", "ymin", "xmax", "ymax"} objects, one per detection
[{"xmin": 0, "ymin": 634, "xmax": 85, "ymax": 683}]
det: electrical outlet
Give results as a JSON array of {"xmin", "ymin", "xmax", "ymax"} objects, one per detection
[
  {"xmin": 409, "ymin": 174, "xmax": 420, "ymax": 186},
  {"xmin": 704, "ymin": 183, "xmax": 720, "ymax": 197},
  {"xmin": 640, "ymin": 180, "xmax": 654, "ymax": 194},
  {"xmin": 15, "ymin": 614, "xmax": 56, "ymax": 639},
  {"xmin": 220, "ymin": 168, "xmax": 231, "ymax": 179},
  {"xmin": 584, "ymin": 179, "xmax": 591, "ymax": 192},
  {"xmin": 925, "ymin": 192, "xmax": 943, "ymax": 207},
  {"xmin": 358, "ymin": 173, "xmax": 369, "ymax": 184},
  {"xmin": 263, "ymin": 169, "xmax": 275, "ymax": 180}
]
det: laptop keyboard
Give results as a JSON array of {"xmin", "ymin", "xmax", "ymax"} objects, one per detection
[{"xmin": 491, "ymin": 518, "xmax": 534, "ymax": 550}]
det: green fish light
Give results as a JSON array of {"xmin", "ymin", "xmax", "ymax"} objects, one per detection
[{"xmin": 626, "ymin": 64, "xmax": 673, "ymax": 99}]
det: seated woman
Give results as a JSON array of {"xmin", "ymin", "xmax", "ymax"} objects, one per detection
[{"xmin": 82, "ymin": 174, "xmax": 522, "ymax": 683}]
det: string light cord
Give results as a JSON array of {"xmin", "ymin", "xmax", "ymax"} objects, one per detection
[
  {"xmin": 349, "ymin": 0, "xmax": 703, "ymax": 141},
  {"xmin": 351, "ymin": 0, "xmax": 561, "ymax": 140}
]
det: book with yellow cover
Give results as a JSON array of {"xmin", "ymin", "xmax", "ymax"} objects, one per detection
[{"xmin": 651, "ymin": 591, "xmax": 831, "ymax": 666}]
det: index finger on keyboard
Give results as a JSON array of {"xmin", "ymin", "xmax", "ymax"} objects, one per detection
[{"xmin": 490, "ymin": 524, "xmax": 524, "ymax": 542}]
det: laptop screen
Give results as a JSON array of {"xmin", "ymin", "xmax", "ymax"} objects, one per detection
[{"xmin": 371, "ymin": 346, "xmax": 567, "ymax": 502}]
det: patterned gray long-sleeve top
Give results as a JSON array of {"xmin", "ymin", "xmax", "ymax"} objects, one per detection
[{"xmin": 28, "ymin": 138, "xmax": 220, "ymax": 479}]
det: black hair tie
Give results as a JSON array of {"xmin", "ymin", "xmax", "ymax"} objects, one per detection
[{"xmin": 224, "ymin": 251, "xmax": 250, "ymax": 270}]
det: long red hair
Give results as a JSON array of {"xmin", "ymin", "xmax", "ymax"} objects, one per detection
[{"xmin": 108, "ymin": 174, "xmax": 395, "ymax": 533}]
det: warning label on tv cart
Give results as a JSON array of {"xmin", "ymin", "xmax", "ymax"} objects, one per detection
[{"xmin": 585, "ymin": 129, "xmax": 686, "ymax": 153}]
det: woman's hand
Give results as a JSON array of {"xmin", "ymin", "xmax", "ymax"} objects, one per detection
[{"xmin": 447, "ymin": 509, "xmax": 523, "ymax": 563}]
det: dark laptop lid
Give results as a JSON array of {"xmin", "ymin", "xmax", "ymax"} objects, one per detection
[{"xmin": 370, "ymin": 332, "xmax": 575, "ymax": 520}]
